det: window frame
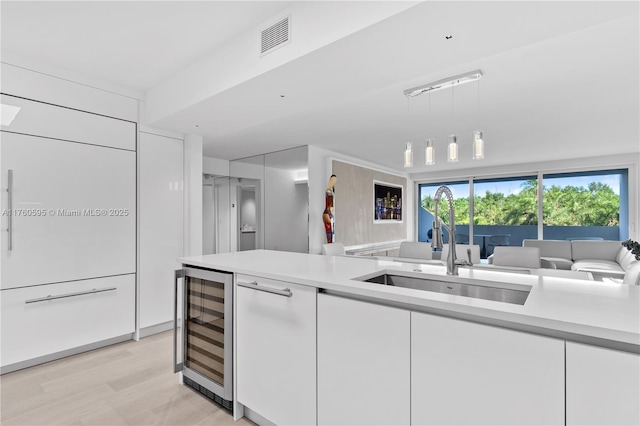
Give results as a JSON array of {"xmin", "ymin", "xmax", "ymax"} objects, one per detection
[{"xmin": 416, "ymin": 166, "xmax": 630, "ymax": 243}]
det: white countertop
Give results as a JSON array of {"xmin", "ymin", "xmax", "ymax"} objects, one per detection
[{"xmin": 179, "ymin": 250, "xmax": 640, "ymax": 352}]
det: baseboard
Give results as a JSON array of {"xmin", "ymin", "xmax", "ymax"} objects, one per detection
[
  {"xmin": 138, "ymin": 320, "xmax": 174, "ymax": 338},
  {"xmin": 0, "ymin": 333, "xmax": 134, "ymax": 375},
  {"xmin": 244, "ymin": 406, "xmax": 276, "ymax": 426}
]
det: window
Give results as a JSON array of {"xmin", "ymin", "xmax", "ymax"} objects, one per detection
[
  {"xmin": 542, "ymin": 169, "xmax": 627, "ymax": 241},
  {"xmin": 417, "ymin": 168, "xmax": 629, "ymax": 258},
  {"xmin": 418, "ymin": 181, "xmax": 469, "ymax": 244},
  {"xmin": 473, "ymin": 176, "xmax": 538, "ymax": 256}
]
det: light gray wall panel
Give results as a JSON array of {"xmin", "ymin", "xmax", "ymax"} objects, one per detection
[{"xmin": 332, "ymin": 160, "xmax": 406, "ymax": 246}]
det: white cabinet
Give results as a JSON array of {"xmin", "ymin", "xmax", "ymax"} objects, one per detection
[
  {"xmin": 236, "ymin": 274, "xmax": 316, "ymax": 426},
  {"xmin": 1, "ymin": 132, "xmax": 136, "ymax": 289},
  {"xmin": 317, "ymin": 294, "xmax": 410, "ymax": 426},
  {"xmin": 0, "ymin": 94, "xmax": 136, "ymax": 151},
  {"xmin": 0, "ymin": 81, "xmax": 137, "ymax": 371},
  {"xmin": 1, "ymin": 274, "xmax": 135, "ymax": 369},
  {"xmin": 138, "ymin": 131, "xmax": 183, "ymax": 331},
  {"xmin": 411, "ymin": 312, "xmax": 564, "ymax": 425},
  {"xmin": 566, "ymin": 342, "xmax": 640, "ymax": 425}
]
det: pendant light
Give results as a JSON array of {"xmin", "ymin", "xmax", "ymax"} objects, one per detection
[
  {"xmin": 404, "ymin": 142, "xmax": 413, "ymax": 167},
  {"xmin": 402, "ymin": 70, "xmax": 485, "ymax": 166},
  {"xmin": 472, "ymin": 130, "xmax": 484, "ymax": 160},
  {"xmin": 447, "ymin": 82, "xmax": 459, "ymax": 162},
  {"xmin": 447, "ymin": 135, "xmax": 459, "ymax": 162},
  {"xmin": 425, "ymin": 139, "xmax": 435, "ymax": 165},
  {"xmin": 425, "ymin": 91, "xmax": 435, "ymax": 165},
  {"xmin": 472, "ymin": 76, "xmax": 485, "ymax": 160}
]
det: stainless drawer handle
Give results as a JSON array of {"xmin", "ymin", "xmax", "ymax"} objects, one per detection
[
  {"xmin": 25, "ymin": 287, "xmax": 117, "ymax": 304},
  {"xmin": 237, "ymin": 281, "xmax": 293, "ymax": 297},
  {"xmin": 174, "ymin": 269, "xmax": 184, "ymax": 373}
]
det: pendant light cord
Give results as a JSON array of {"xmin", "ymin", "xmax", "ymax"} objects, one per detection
[
  {"xmin": 427, "ymin": 90, "xmax": 431, "ymax": 132},
  {"xmin": 477, "ymin": 76, "xmax": 481, "ymax": 129},
  {"xmin": 451, "ymin": 81, "xmax": 455, "ymax": 133}
]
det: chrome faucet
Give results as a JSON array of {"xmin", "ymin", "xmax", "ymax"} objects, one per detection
[{"xmin": 431, "ymin": 185, "xmax": 472, "ymax": 275}]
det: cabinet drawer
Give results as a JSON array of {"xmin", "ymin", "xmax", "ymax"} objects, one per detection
[
  {"xmin": 0, "ymin": 274, "xmax": 135, "ymax": 368},
  {"xmin": 0, "ymin": 94, "xmax": 136, "ymax": 151}
]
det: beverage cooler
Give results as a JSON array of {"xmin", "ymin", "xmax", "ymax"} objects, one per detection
[{"xmin": 174, "ymin": 267, "xmax": 233, "ymax": 410}]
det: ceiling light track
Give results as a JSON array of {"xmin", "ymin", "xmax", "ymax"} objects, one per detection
[{"xmin": 403, "ymin": 69, "xmax": 483, "ymax": 98}]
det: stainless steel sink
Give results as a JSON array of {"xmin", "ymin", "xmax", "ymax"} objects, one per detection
[{"xmin": 361, "ymin": 273, "xmax": 531, "ymax": 305}]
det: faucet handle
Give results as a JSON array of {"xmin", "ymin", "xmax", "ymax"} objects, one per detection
[{"xmin": 454, "ymin": 248, "xmax": 474, "ymax": 267}]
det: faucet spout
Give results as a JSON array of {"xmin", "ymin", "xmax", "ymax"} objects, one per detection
[{"xmin": 431, "ymin": 185, "xmax": 459, "ymax": 275}]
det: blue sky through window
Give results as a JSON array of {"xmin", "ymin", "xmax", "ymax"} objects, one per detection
[{"xmin": 421, "ymin": 174, "xmax": 621, "ymax": 198}]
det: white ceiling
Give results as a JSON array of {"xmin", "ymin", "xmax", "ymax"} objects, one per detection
[
  {"xmin": 2, "ymin": 1, "xmax": 638, "ymax": 175},
  {"xmin": 0, "ymin": 1, "xmax": 293, "ymax": 91}
]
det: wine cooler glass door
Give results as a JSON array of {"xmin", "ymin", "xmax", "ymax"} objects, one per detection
[
  {"xmin": 177, "ymin": 267, "xmax": 233, "ymax": 401},
  {"xmin": 186, "ymin": 275, "xmax": 226, "ymax": 386}
]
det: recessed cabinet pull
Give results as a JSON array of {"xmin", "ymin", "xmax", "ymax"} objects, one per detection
[
  {"xmin": 25, "ymin": 287, "xmax": 117, "ymax": 304},
  {"xmin": 237, "ymin": 280, "xmax": 293, "ymax": 297},
  {"xmin": 7, "ymin": 169, "xmax": 13, "ymax": 251}
]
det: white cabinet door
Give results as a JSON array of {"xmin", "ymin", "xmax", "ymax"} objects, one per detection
[
  {"xmin": 236, "ymin": 275, "xmax": 316, "ymax": 426},
  {"xmin": 1, "ymin": 274, "xmax": 135, "ymax": 369},
  {"xmin": 1, "ymin": 94, "xmax": 136, "ymax": 151},
  {"xmin": 1, "ymin": 132, "xmax": 136, "ymax": 289},
  {"xmin": 138, "ymin": 131, "xmax": 183, "ymax": 330},
  {"xmin": 411, "ymin": 312, "xmax": 564, "ymax": 425},
  {"xmin": 566, "ymin": 342, "xmax": 640, "ymax": 425},
  {"xmin": 318, "ymin": 294, "xmax": 410, "ymax": 426}
]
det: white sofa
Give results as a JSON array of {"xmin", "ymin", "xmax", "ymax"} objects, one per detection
[
  {"xmin": 522, "ymin": 239, "xmax": 573, "ymax": 270},
  {"xmin": 522, "ymin": 239, "xmax": 638, "ymax": 281}
]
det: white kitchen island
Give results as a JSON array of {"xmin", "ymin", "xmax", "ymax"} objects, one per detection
[{"xmin": 179, "ymin": 249, "xmax": 640, "ymax": 426}]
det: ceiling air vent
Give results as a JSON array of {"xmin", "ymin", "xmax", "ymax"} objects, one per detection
[{"xmin": 261, "ymin": 16, "xmax": 290, "ymax": 55}]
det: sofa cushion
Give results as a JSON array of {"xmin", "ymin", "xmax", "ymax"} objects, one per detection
[
  {"xmin": 399, "ymin": 242, "xmax": 433, "ymax": 260},
  {"xmin": 541, "ymin": 256, "xmax": 573, "ymax": 270},
  {"xmin": 572, "ymin": 259, "xmax": 624, "ymax": 273},
  {"xmin": 492, "ymin": 246, "xmax": 541, "ymax": 268},
  {"xmin": 616, "ymin": 246, "xmax": 637, "ymax": 271},
  {"xmin": 622, "ymin": 261, "xmax": 640, "ymax": 285},
  {"xmin": 523, "ymin": 239, "xmax": 572, "ymax": 260},
  {"xmin": 571, "ymin": 240, "xmax": 621, "ymax": 261}
]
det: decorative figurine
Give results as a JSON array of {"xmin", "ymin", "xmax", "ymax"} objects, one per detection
[{"xmin": 323, "ymin": 174, "xmax": 336, "ymax": 243}]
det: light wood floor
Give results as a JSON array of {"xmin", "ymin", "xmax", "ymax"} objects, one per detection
[{"xmin": 0, "ymin": 331, "xmax": 254, "ymax": 425}]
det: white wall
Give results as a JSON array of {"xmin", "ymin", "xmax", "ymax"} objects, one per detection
[
  {"xmin": 202, "ymin": 179, "xmax": 215, "ymax": 255},
  {"xmin": 216, "ymin": 177, "xmax": 232, "ymax": 254},
  {"xmin": 264, "ymin": 167, "xmax": 308, "ymax": 253},
  {"xmin": 204, "ymin": 156, "xmax": 230, "ymax": 176},
  {"xmin": 183, "ymin": 135, "xmax": 203, "ymax": 256},
  {"xmin": 240, "ymin": 188, "xmax": 257, "ymax": 228}
]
